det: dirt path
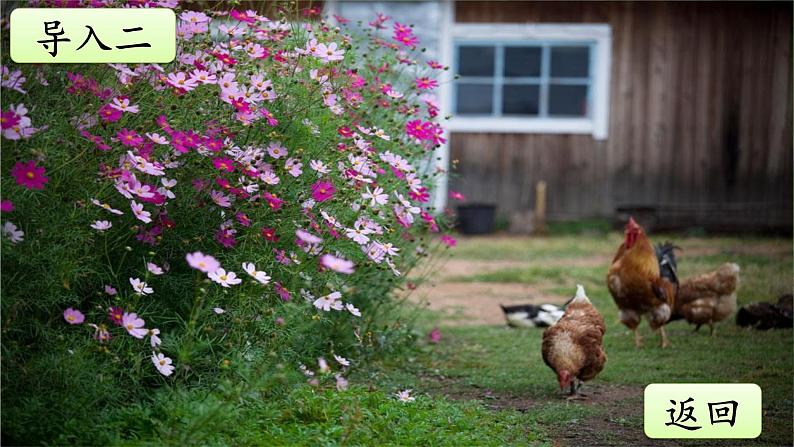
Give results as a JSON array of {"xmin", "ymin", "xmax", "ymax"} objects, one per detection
[{"xmin": 412, "ymin": 258, "xmax": 585, "ymax": 326}]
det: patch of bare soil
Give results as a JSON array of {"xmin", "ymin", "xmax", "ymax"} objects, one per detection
[{"xmin": 411, "ymin": 282, "xmax": 569, "ymax": 326}]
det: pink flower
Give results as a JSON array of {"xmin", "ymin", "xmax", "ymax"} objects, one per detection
[
  {"xmin": 90, "ymin": 220, "xmax": 112, "ymax": 231},
  {"xmin": 440, "ymin": 235, "xmax": 457, "ymax": 247},
  {"xmin": 63, "ymin": 308, "xmax": 85, "ymax": 325},
  {"xmin": 296, "ymin": 229, "xmax": 322, "ymax": 245},
  {"xmin": 147, "ymin": 262, "xmax": 164, "ymax": 275},
  {"xmin": 130, "ymin": 201, "xmax": 152, "ymax": 223},
  {"xmin": 1, "ymin": 200, "xmax": 14, "ymax": 212},
  {"xmin": 315, "ymin": 42, "xmax": 345, "ymax": 62},
  {"xmin": 311, "ymin": 180, "xmax": 336, "ymax": 202},
  {"xmin": 185, "ymin": 251, "xmax": 220, "ymax": 273},
  {"xmin": 105, "ymin": 285, "xmax": 118, "ymax": 296},
  {"xmin": 11, "ymin": 160, "xmax": 48, "ymax": 190},
  {"xmin": 449, "ymin": 190, "xmax": 466, "ymax": 201},
  {"xmin": 335, "ymin": 374, "xmax": 349, "ymax": 391},
  {"xmin": 122, "ymin": 312, "xmax": 147, "ymax": 338},
  {"xmin": 428, "ymin": 328, "xmax": 442, "ymax": 344},
  {"xmin": 320, "ymin": 254, "xmax": 355, "ymax": 274}
]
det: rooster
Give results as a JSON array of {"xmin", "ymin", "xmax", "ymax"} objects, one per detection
[
  {"xmin": 541, "ymin": 285, "xmax": 606, "ymax": 397},
  {"xmin": 674, "ymin": 263, "xmax": 740, "ymax": 335},
  {"xmin": 607, "ymin": 217, "xmax": 677, "ymax": 348}
]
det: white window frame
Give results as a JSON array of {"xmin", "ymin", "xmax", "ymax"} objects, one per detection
[{"xmin": 444, "ymin": 23, "xmax": 611, "ymax": 139}]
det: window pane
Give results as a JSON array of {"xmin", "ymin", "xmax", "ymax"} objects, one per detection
[
  {"xmin": 502, "ymin": 84, "xmax": 540, "ymax": 116},
  {"xmin": 550, "ymin": 46, "xmax": 590, "ymax": 78},
  {"xmin": 548, "ymin": 84, "xmax": 588, "ymax": 116},
  {"xmin": 457, "ymin": 46, "xmax": 495, "ymax": 77},
  {"xmin": 456, "ymin": 83, "xmax": 493, "ymax": 115},
  {"xmin": 504, "ymin": 47, "xmax": 541, "ymax": 77}
]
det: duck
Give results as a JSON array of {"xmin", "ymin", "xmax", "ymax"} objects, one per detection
[{"xmin": 500, "ymin": 303, "xmax": 565, "ymax": 328}]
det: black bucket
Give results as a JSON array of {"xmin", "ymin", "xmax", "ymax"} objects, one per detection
[{"xmin": 457, "ymin": 204, "xmax": 496, "ymax": 235}]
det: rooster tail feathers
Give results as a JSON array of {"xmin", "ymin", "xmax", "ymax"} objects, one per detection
[{"xmin": 655, "ymin": 241, "xmax": 680, "ymax": 285}]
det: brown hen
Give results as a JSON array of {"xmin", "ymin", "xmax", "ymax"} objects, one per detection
[{"xmin": 542, "ymin": 285, "xmax": 607, "ymax": 397}]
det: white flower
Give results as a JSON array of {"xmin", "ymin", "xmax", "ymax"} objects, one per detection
[
  {"xmin": 396, "ymin": 389, "xmax": 415, "ymax": 402},
  {"xmin": 130, "ymin": 277, "xmax": 153, "ymax": 295},
  {"xmin": 345, "ymin": 227, "xmax": 370, "ymax": 245},
  {"xmin": 91, "ymin": 198, "xmax": 124, "ymax": 215},
  {"xmin": 130, "ymin": 201, "xmax": 152, "ymax": 223},
  {"xmin": 213, "ymin": 307, "xmax": 225, "ymax": 314},
  {"xmin": 148, "ymin": 328, "xmax": 161, "ymax": 347},
  {"xmin": 208, "ymin": 268, "xmax": 242, "ymax": 287},
  {"xmin": 242, "ymin": 262, "xmax": 271, "ymax": 285},
  {"xmin": 151, "ymin": 352, "xmax": 175, "ymax": 376},
  {"xmin": 345, "ymin": 303, "xmax": 361, "ymax": 317},
  {"xmin": 333, "ymin": 354, "xmax": 350, "ymax": 367},
  {"xmin": 362, "ymin": 186, "xmax": 388, "ymax": 207},
  {"xmin": 90, "ymin": 220, "xmax": 112, "ymax": 231},
  {"xmin": 313, "ymin": 291, "xmax": 344, "ymax": 312},
  {"xmin": 2, "ymin": 221, "xmax": 24, "ymax": 243},
  {"xmin": 146, "ymin": 262, "xmax": 164, "ymax": 275}
]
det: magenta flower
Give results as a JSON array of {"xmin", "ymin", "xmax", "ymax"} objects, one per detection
[
  {"xmin": 121, "ymin": 312, "xmax": 147, "ymax": 338},
  {"xmin": 98, "ymin": 103, "xmax": 122, "ymax": 122},
  {"xmin": 274, "ymin": 282, "xmax": 291, "ymax": 301},
  {"xmin": 415, "ymin": 77, "xmax": 438, "ymax": 90},
  {"xmin": 108, "ymin": 306, "xmax": 123, "ymax": 326},
  {"xmin": 212, "ymin": 157, "xmax": 235, "ymax": 173},
  {"xmin": 63, "ymin": 308, "xmax": 85, "ymax": 325},
  {"xmin": 440, "ymin": 235, "xmax": 457, "ymax": 247},
  {"xmin": 428, "ymin": 328, "xmax": 442, "ymax": 344},
  {"xmin": 0, "ymin": 110, "xmax": 20, "ymax": 129},
  {"xmin": 0, "ymin": 200, "xmax": 14, "ymax": 212},
  {"xmin": 10, "ymin": 160, "xmax": 49, "ymax": 190},
  {"xmin": 449, "ymin": 190, "xmax": 466, "ymax": 201},
  {"xmin": 117, "ymin": 128, "xmax": 144, "ymax": 147},
  {"xmin": 311, "ymin": 180, "xmax": 336, "ymax": 202},
  {"xmin": 185, "ymin": 251, "xmax": 220, "ymax": 273}
]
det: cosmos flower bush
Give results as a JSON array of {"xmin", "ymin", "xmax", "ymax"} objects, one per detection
[{"xmin": 1, "ymin": 2, "xmax": 453, "ymax": 441}]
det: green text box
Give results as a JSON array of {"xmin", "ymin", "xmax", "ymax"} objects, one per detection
[
  {"xmin": 644, "ymin": 383, "xmax": 762, "ymax": 439},
  {"xmin": 11, "ymin": 8, "xmax": 175, "ymax": 63}
]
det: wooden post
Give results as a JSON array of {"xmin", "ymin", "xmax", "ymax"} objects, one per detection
[{"xmin": 534, "ymin": 181, "xmax": 547, "ymax": 234}]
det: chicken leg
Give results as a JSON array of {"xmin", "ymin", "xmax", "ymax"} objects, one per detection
[
  {"xmin": 633, "ymin": 328, "xmax": 643, "ymax": 348},
  {"xmin": 658, "ymin": 326, "xmax": 670, "ymax": 348}
]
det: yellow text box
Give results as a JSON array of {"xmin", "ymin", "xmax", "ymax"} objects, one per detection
[
  {"xmin": 10, "ymin": 8, "xmax": 175, "ymax": 63},
  {"xmin": 644, "ymin": 383, "xmax": 762, "ymax": 439}
]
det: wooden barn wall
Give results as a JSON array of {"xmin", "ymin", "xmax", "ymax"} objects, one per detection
[{"xmin": 450, "ymin": 1, "xmax": 793, "ymax": 228}]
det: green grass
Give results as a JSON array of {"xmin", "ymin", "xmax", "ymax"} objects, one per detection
[
  {"xmin": 357, "ymin": 232, "xmax": 793, "ymax": 446},
  {"xmin": 39, "ymin": 232, "xmax": 789, "ymax": 446}
]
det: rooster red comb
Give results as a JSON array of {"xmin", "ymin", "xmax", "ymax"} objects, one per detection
[{"xmin": 626, "ymin": 216, "xmax": 640, "ymax": 230}]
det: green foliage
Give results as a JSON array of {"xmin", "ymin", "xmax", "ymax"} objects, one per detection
[{"xmin": 1, "ymin": 5, "xmax": 449, "ymax": 444}]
